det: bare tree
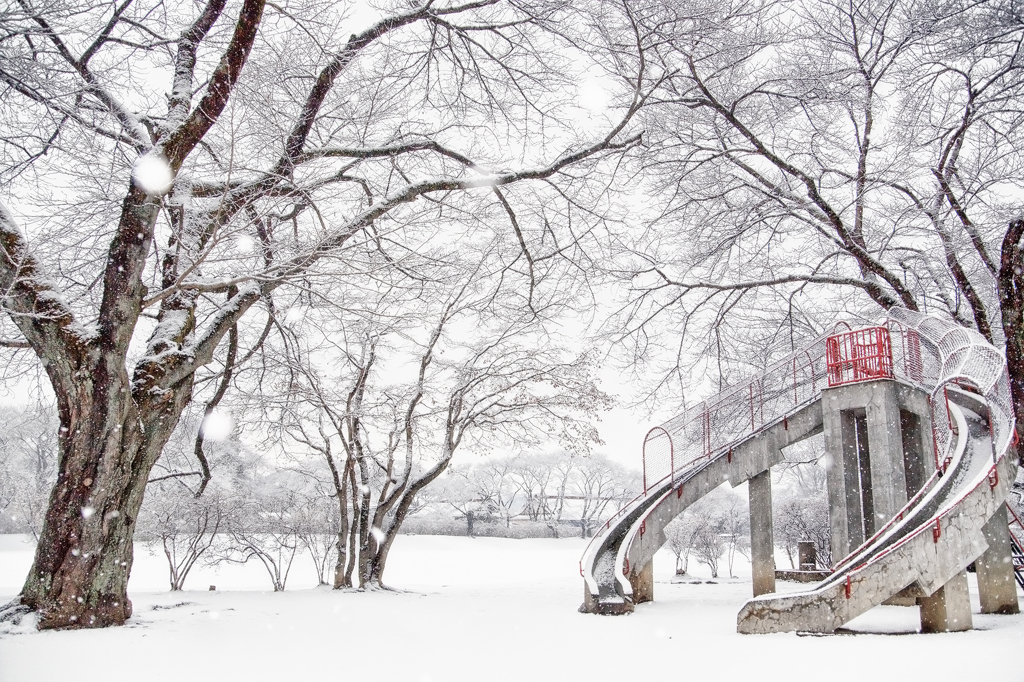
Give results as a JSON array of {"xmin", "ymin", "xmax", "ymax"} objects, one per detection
[
  {"xmin": 664, "ymin": 515, "xmax": 699, "ymax": 575},
  {"xmin": 294, "ymin": 493, "xmax": 340, "ymax": 587},
  {"xmin": 773, "ymin": 461, "xmax": 833, "ymax": 570},
  {"xmin": 665, "ymin": 492, "xmax": 744, "ymax": 579},
  {"xmin": 771, "ymin": 438, "xmax": 833, "ymax": 569},
  {"xmin": 690, "ymin": 515, "xmax": 724, "ymax": 579},
  {"xmin": 573, "ymin": 454, "xmax": 633, "ymax": 538},
  {"xmin": 137, "ymin": 481, "xmax": 226, "ymax": 591},
  {"xmin": 774, "ymin": 496, "xmax": 833, "ymax": 570},
  {"xmin": 222, "ymin": 480, "xmax": 303, "ymax": 592},
  {"xmin": 714, "ymin": 494, "xmax": 749, "ymax": 579},
  {"xmin": 469, "ymin": 459, "xmax": 523, "ymax": 529},
  {"xmin": 609, "ymin": 0, "xmax": 1024, "ymax": 427},
  {"xmin": 435, "ymin": 466, "xmax": 491, "ymax": 536},
  {"xmin": 251, "ymin": 244, "xmax": 611, "ymax": 587},
  {"xmin": 0, "ymin": 0, "xmax": 650, "ymax": 627},
  {"xmin": 504, "ymin": 456, "xmax": 547, "ymax": 523},
  {"xmin": 0, "ymin": 402, "xmax": 58, "ymax": 537},
  {"xmin": 529, "ymin": 452, "xmax": 576, "ymax": 537}
]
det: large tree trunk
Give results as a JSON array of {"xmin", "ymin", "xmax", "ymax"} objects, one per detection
[
  {"xmin": 1000, "ymin": 217, "xmax": 1024, "ymax": 461},
  {"xmin": 19, "ymin": 358, "xmax": 192, "ymax": 629}
]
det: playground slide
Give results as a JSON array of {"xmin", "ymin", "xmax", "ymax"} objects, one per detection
[
  {"xmin": 581, "ymin": 308, "xmax": 1018, "ymax": 632},
  {"xmin": 582, "ymin": 322, "xmax": 839, "ymax": 614},
  {"xmin": 580, "ymin": 397, "xmax": 825, "ymax": 614},
  {"xmin": 736, "ymin": 388, "xmax": 1017, "ymax": 633}
]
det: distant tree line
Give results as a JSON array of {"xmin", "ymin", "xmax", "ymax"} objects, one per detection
[
  {"xmin": 415, "ymin": 452, "xmax": 638, "ymax": 539},
  {"xmin": 0, "ymin": 401, "xmax": 638, "ymax": 592}
]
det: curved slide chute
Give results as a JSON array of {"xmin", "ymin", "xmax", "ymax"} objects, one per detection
[
  {"xmin": 581, "ymin": 309, "xmax": 1018, "ymax": 634},
  {"xmin": 580, "ymin": 397, "xmax": 824, "ymax": 613}
]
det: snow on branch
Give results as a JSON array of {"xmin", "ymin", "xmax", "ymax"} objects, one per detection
[
  {"xmin": 18, "ymin": 0, "xmax": 153, "ymax": 151},
  {"xmin": 0, "ymin": 201, "xmax": 90, "ymax": 374},
  {"xmin": 162, "ymin": 0, "xmax": 266, "ymax": 169}
]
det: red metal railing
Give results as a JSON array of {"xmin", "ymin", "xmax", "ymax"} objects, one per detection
[
  {"xmin": 825, "ymin": 326, "xmax": 893, "ymax": 387},
  {"xmin": 638, "ymin": 325, "xmax": 894, "ymax": 494},
  {"xmin": 635, "ymin": 312, "xmax": 1012, "ymax": 498},
  {"xmin": 636, "ymin": 322, "xmax": 967, "ymax": 495},
  {"xmin": 641, "ymin": 426, "xmax": 673, "ymax": 493}
]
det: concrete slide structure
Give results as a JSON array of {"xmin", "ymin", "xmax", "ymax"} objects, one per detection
[{"xmin": 580, "ymin": 308, "xmax": 1020, "ymax": 634}]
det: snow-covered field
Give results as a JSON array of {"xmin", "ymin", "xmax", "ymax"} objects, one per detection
[{"xmin": 1, "ymin": 534, "xmax": 1022, "ymax": 682}]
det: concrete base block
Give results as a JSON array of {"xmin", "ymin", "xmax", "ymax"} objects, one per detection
[
  {"xmin": 919, "ymin": 570, "xmax": 973, "ymax": 633},
  {"xmin": 580, "ymin": 584, "xmax": 634, "ymax": 615},
  {"xmin": 976, "ymin": 505, "xmax": 1020, "ymax": 615}
]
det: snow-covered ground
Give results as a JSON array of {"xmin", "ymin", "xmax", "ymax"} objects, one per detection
[{"xmin": 1, "ymin": 534, "xmax": 1022, "ymax": 682}]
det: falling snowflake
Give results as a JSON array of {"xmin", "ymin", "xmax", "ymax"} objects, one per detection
[
  {"xmin": 202, "ymin": 411, "xmax": 233, "ymax": 441},
  {"xmin": 235, "ymin": 235, "xmax": 256, "ymax": 253},
  {"xmin": 132, "ymin": 153, "xmax": 174, "ymax": 195}
]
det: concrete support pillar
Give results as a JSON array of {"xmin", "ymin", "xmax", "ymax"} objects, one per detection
[
  {"xmin": 848, "ymin": 410, "xmax": 872, "ymax": 541},
  {"xmin": 748, "ymin": 469, "xmax": 776, "ymax": 596},
  {"xmin": 863, "ymin": 384, "xmax": 909, "ymax": 527},
  {"xmin": 826, "ymin": 407, "xmax": 870, "ymax": 554},
  {"xmin": 629, "ymin": 560, "xmax": 654, "ymax": 604},
  {"xmin": 920, "ymin": 570, "xmax": 973, "ymax": 633},
  {"xmin": 823, "ymin": 397, "xmax": 851, "ymax": 560},
  {"xmin": 823, "ymin": 380, "xmax": 925, "ymax": 563},
  {"xmin": 899, "ymin": 409, "xmax": 928, "ymax": 496},
  {"xmin": 976, "ymin": 504, "xmax": 1021, "ymax": 614}
]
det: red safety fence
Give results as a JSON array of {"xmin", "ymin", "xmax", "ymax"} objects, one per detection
[
  {"xmin": 825, "ymin": 326, "xmax": 893, "ymax": 387},
  {"xmin": 640, "ymin": 326, "xmax": 902, "ymax": 493},
  {"xmin": 639, "ymin": 332, "xmax": 832, "ymax": 493}
]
